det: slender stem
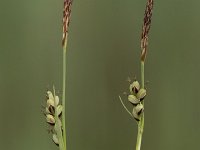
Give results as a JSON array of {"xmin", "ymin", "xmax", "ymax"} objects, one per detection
[
  {"xmin": 57, "ymin": 127, "xmax": 65, "ymax": 150},
  {"xmin": 62, "ymin": 42, "xmax": 67, "ymax": 150},
  {"xmin": 141, "ymin": 61, "xmax": 145, "ymax": 89},
  {"xmin": 135, "ymin": 61, "xmax": 145, "ymax": 150}
]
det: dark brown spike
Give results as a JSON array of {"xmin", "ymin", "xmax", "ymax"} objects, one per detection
[
  {"xmin": 141, "ymin": 0, "xmax": 154, "ymax": 62},
  {"xmin": 62, "ymin": 0, "xmax": 73, "ymax": 47}
]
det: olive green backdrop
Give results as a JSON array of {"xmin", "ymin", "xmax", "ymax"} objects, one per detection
[{"xmin": 0, "ymin": 0, "xmax": 200, "ymax": 150}]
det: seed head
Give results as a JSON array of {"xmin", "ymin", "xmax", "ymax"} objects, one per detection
[
  {"xmin": 141, "ymin": 0, "xmax": 154, "ymax": 62},
  {"xmin": 43, "ymin": 89, "xmax": 63, "ymax": 146},
  {"xmin": 62, "ymin": 0, "xmax": 73, "ymax": 47}
]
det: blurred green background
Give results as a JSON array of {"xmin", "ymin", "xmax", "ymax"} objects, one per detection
[{"xmin": 0, "ymin": 0, "xmax": 200, "ymax": 150}]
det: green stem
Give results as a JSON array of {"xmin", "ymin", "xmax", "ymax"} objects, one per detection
[
  {"xmin": 141, "ymin": 61, "xmax": 145, "ymax": 89},
  {"xmin": 62, "ymin": 43, "xmax": 67, "ymax": 150},
  {"xmin": 53, "ymin": 87, "xmax": 65, "ymax": 150},
  {"xmin": 55, "ymin": 107, "xmax": 65, "ymax": 150},
  {"xmin": 135, "ymin": 61, "xmax": 145, "ymax": 150}
]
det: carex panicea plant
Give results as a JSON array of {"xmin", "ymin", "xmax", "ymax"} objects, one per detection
[
  {"xmin": 43, "ymin": 1, "xmax": 73, "ymax": 150},
  {"xmin": 119, "ymin": 0, "xmax": 154, "ymax": 150},
  {"xmin": 43, "ymin": 0, "xmax": 153, "ymax": 150}
]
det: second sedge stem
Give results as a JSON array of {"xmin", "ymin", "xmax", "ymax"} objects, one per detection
[
  {"xmin": 62, "ymin": 42, "xmax": 67, "ymax": 150},
  {"xmin": 135, "ymin": 61, "xmax": 145, "ymax": 150}
]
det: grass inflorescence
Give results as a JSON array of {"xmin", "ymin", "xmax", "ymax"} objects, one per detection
[
  {"xmin": 119, "ymin": 0, "xmax": 154, "ymax": 150},
  {"xmin": 43, "ymin": 1, "xmax": 73, "ymax": 150}
]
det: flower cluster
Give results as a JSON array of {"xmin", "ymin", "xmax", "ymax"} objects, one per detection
[
  {"xmin": 128, "ymin": 80, "xmax": 146, "ymax": 121},
  {"xmin": 45, "ymin": 90, "xmax": 63, "ymax": 146},
  {"xmin": 141, "ymin": 0, "xmax": 154, "ymax": 62},
  {"xmin": 62, "ymin": 0, "xmax": 73, "ymax": 46}
]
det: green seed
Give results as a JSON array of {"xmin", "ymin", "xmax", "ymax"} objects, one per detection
[
  {"xmin": 47, "ymin": 91, "xmax": 54, "ymax": 100},
  {"xmin": 136, "ymin": 88, "xmax": 146, "ymax": 100},
  {"xmin": 55, "ymin": 96, "xmax": 59, "ymax": 106},
  {"xmin": 57, "ymin": 105, "xmax": 63, "ymax": 116},
  {"xmin": 45, "ymin": 107, "xmax": 50, "ymax": 114},
  {"xmin": 128, "ymin": 95, "xmax": 140, "ymax": 105},
  {"xmin": 52, "ymin": 134, "xmax": 59, "ymax": 146},
  {"xmin": 46, "ymin": 114, "xmax": 55, "ymax": 124},
  {"xmin": 130, "ymin": 81, "xmax": 140, "ymax": 94},
  {"xmin": 47, "ymin": 99, "xmax": 55, "ymax": 107},
  {"xmin": 132, "ymin": 104, "xmax": 144, "ymax": 121}
]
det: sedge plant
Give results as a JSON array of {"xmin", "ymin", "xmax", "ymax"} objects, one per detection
[
  {"xmin": 119, "ymin": 0, "xmax": 154, "ymax": 150},
  {"xmin": 43, "ymin": 1, "xmax": 73, "ymax": 150}
]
